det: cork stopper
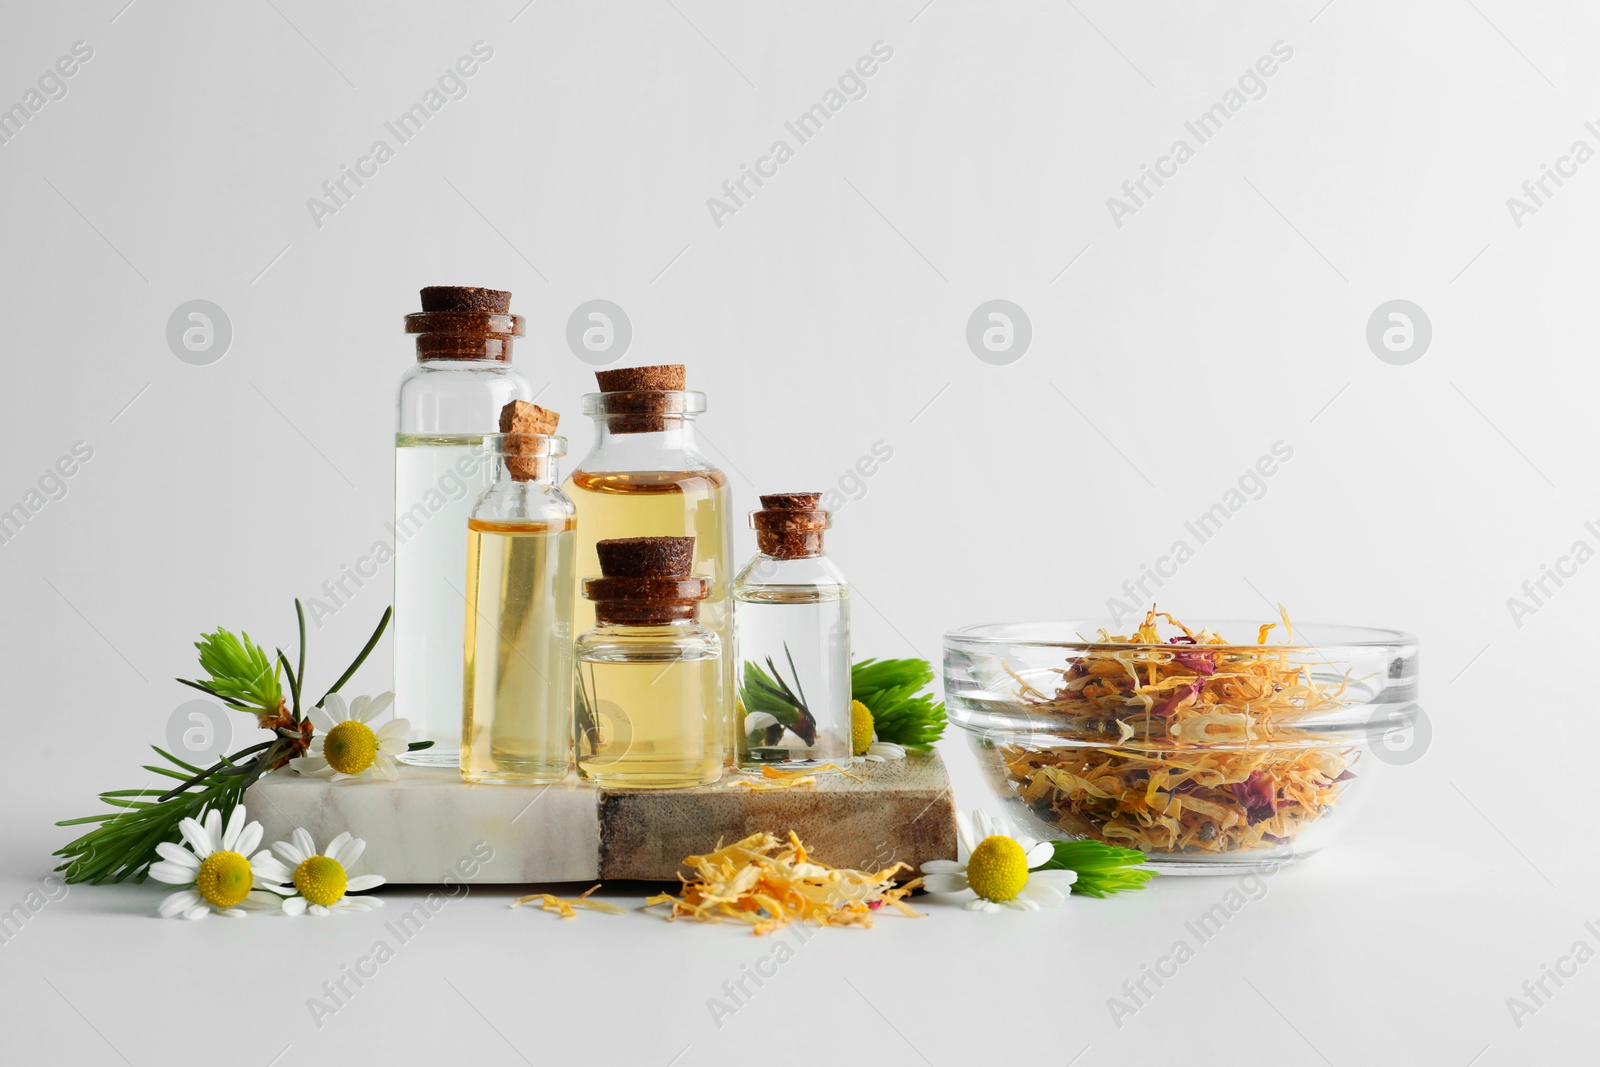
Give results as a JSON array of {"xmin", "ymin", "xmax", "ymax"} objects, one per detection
[
  {"xmin": 753, "ymin": 492, "xmax": 829, "ymax": 559},
  {"xmin": 498, "ymin": 400, "xmax": 560, "ymax": 481},
  {"xmin": 420, "ymin": 286, "xmax": 511, "ymax": 314},
  {"xmin": 595, "ymin": 364, "xmax": 685, "ymax": 392},
  {"xmin": 405, "ymin": 285, "xmax": 524, "ymax": 361},
  {"xmin": 584, "ymin": 536, "xmax": 709, "ymax": 625},
  {"xmin": 593, "ymin": 364, "xmax": 686, "ymax": 434}
]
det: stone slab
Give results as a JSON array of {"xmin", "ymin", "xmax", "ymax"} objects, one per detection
[
  {"xmin": 248, "ymin": 753, "xmax": 955, "ymax": 885},
  {"xmin": 598, "ymin": 753, "xmax": 955, "ymax": 880}
]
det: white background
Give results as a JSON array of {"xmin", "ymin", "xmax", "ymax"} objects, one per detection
[{"xmin": 0, "ymin": 1, "xmax": 1591, "ymax": 1064}]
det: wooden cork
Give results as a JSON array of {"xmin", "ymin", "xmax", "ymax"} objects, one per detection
[
  {"xmin": 585, "ymin": 536, "xmax": 708, "ymax": 624},
  {"xmin": 498, "ymin": 400, "xmax": 560, "ymax": 481},
  {"xmin": 595, "ymin": 365, "xmax": 685, "ymax": 392},
  {"xmin": 593, "ymin": 365, "xmax": 686, "ymax": 434},
  {"xmin": 753, "ymin": 493, "xmax": 828, "ymax": 559},
  {"xmin": 405, "ymin": 286, "xmax": 524, "ymax": 361},
  {"xmin": 420, "ymin": 286, "xmax": 511, "ymax": 314}
]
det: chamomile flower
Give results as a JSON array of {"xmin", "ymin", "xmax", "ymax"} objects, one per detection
[
  {"xmin": 920, "ymin": 808, "xmax": 1077, "ymax": 912},
  {"xmin": 259, "ymin": 829, "xmax": 386, "ymax": 916},
  {"xmin": 149, "ymin": 805, "xmax": 290, "ymax": 920},
  {"xmin": 290, "ymin": 692, "xmax": 409, "ymax": 782},
  {"xmin": 849, "ymin": 700, "xmax": 906, "ymax": 763}
]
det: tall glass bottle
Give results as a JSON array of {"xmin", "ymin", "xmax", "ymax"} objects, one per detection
[
  {"xmin": 733, "ymin": 493, "xmax": 852, "ymax": 767},
  {"xmin": 395, "ymin": 286, "xmax": 530, "ymax": 765},
  {"xmin": 575, "ymin": 536, "xmax": 724, "ymax": 788},
  {"xmin": 564, "ymin": 365, "xmax": 735, "ymax": 766},
  {"xmin": 461, "ymin": 414, "xmax": 575, "ymax": 785}
]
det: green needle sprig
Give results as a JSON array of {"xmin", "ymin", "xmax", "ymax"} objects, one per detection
[
  {"xmin": 54, "ymin": 600, "xmax": 405, "ymax": 884},
  {"xmin": 851, "ymin": 658, "xmax": 946, "ymax": 750},
  {"xmin": 1031, "ymin": 839, "xmax": 1156, "ymax": 897}
]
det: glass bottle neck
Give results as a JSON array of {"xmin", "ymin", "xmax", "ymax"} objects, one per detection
[{"xmin": 578, "ymin": 415, "xmax": 712, "ymax": 473}]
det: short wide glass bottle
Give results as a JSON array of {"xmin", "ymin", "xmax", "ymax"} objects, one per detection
[
  {"xmin": 733, "ymin": 494, "xmax": 852, "ymax": 767},
  {"xmin": 564, "ymin": 369, "xmax": 736, "ymax": 763},
  {"xmin": 575, "ymin": 536, "xmax": 724, "ymax": 788},
  {"xmin": 461, "ymin": 433, "xmax": 576, "ymax": 785}
]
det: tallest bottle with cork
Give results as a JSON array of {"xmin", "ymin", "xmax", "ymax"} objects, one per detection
[
  {"xmin": 565, "ymin": 365, "xmax": 736, "ymax": 762},
  {"xmin": 395, "ymin": 286, "xmax": 532, "ymax": 765}
]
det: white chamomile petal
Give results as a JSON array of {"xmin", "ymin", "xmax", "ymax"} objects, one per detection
[
  {"xmin": 149, "ymin": 860, "xmax": 198, "ymax": 886},
  {"xmin": 178, "ymin": 816, "xmax": 214, "ymax": 857},
  {"xmin": 291, "ymin": 756, "xmax": 335, "ymax": 778},
  {"xmin": 371, "ymin": 754, "xmax": 399, "ymax": 782},
  {"xmin": 154, "ymin": 841, "xmax": 200, "ymax": 869},
  {"xmin": 376, "ymin": 718, "xmax": 410, "ymax": 742},
  {"xmin": 363, "ymin": 691, "xmax": 395, "ymax": 720},
  {"xmin": 322, "ymin": 693, "xmax": 350, "ymax": 722},
  {"xmin": 965, "ymin": 898, "xmax": 1002, "ymax": 912},
  {"xmin": 743, "ymin": 712, "xmax": 780, "ymax": 733},
  {"xmin": 955, "ymin": 812, "xmax": 976, "ymax": 857},
  {"xmin": 272, "ymin": 840, "xmax": 307, "ymax": 867},
  {"xmin": 234, "ymin": 821, "xmax": 264, "ymax": 858},
  {"xmin": 293, "ymin": 828, "xmax": 317, "ymax": 859},
  {"xmin": 348, "ymin": 694, "xmax": 370, "ymax": 722},
  {"xmin": 252, "ymin": 853, "xmax": 293, "ymax": 884},
  {"xmin": 308, "ymin": 706, "xmax": 337, "ymax": 734},
  {"xmin": 332, "ymin": 836, "xmax": 365, "ymax": 868},
  {"xmin": 159, "ymin": 890, "xmax": 200, "ymax": 918},
  {"xmin": 867, "ymin": 741, "xmax": 905, "ymax": 760},
  {"xmin": 1006, "ymin": 898, "xmax": 1041, "ymax": 912},
  {"xmin": 1031, "ymin": 869, "xmax": 1079, "ymax": 887},
  {"xmin": 921, "ymin": 873, "xmax": 971, "ymax": 894},
  {"xmin": 920, "ymin": 859, "xmax": 964, "ymax": 874},
  {"xmin": 283, "ymin": 896, "xmax": 308, "ymax": 917},
  {"xmin": 220, "ymin": 806, "xmax": 247, "ymax": 852},
  {"xmin": 203, "ymin": 809, "xmax": 224, "ymax": 848},
  {"xmin": 184, "ymin": 903, "xmax": 210, "ymax": 920},
  {"xmin": 310, "ymin": 905, "xmax": 330, "ymax": 917},
  {"xmin": 239, "ymin": 891, "xmax": 283, "ymax": 910},
  {"xmin": 324, "ymin": 832, "xmax": 353, "ymax": 863},
  {"xmin": 1024, "ymin": 842, "xmax": 1054, "ymax": 868},
  {"xmin": 1018, "ymin": 883, "xmax": 1069, "ymax": 907},
  {"xmin": 346, "ymin": 874, "xmax": 384, "ymax": 892}
]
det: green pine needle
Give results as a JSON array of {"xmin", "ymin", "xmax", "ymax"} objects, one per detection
[
  {"xmin": 1031, "ymin": 839, "xmax": 1156, "ymax": 897},
  {"xmin": 851, "ymin": 658, "xmax": 946, "ymax": 750},
  {"xmin": 183, "ymin": 627, "xmax": 283, "ymax": 716}
]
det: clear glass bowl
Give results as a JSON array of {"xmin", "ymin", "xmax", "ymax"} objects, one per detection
[{"xmin": 944, "ymin": 619, "xmax": 1419, "ymax": 874}]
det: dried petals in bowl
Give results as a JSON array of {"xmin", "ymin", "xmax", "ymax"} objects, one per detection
[{"xmin": 944, "ymin": 608, "xmax": 1418, "ymax": 873}]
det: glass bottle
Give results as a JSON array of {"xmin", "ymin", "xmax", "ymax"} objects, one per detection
[
  {"xmin": 564, "ymin": 365, "xmax": 735, "ymax": 766},
  {"xmin": 733, "ymin": 493, "xmax": 852, "ymax": 767},
  {"xmin": 395, "ymin": 286, "xmax": 531, "ymax": 766},
  {"xmin": 575, "ymin": 536, "xmax": 724, "ymax": 788},
  {"xmin": 461, "ymin": 425, "xmax": 575, "ymax": 785}
]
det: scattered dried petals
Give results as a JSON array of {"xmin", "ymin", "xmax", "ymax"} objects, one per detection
[
  {"xmin": 647, "ymin": 830, "xmax": 921, "ymax": 935},
  {"xmin": 511, "ymin": 883, "xmax": 626, "ymax": 918}
]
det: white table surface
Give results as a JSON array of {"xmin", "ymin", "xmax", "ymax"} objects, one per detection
[{"xmin": 4, "ymin": 721, "xmax": 1576, "ymax": 1067}]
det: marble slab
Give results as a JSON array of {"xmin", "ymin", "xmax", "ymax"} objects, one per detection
[{"xmin": 248, "ymin": 753, "xmax": 956, "ymax": 885}]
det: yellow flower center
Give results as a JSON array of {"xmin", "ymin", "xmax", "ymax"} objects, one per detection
[
  {"xmin": 850, "ymin": 700, "xmax": 875, "ymax": 757},
  {"xmin": 293, "ymin": 855, "xmax": 348, "ymax": 907},
  {"xmin": 324, "ymin": 720, "xmax": 378, "ymax": 775},
  {"xmin": 194, "ymin": 850, "xmax": 253, "ymax": 908},
  {"xmin": 966, "ymin": 835, "xmax": 1029, "ymax": 903}
]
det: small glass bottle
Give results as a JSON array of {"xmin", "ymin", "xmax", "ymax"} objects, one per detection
[
  {"xmin": 575, "ymin": 536, "xmax": 724, "ymax": 788},
  {"xmin": 395, "ymin": 286, "xmax": 531, "ymax": 766},
  {"xmin": 733, "ymin": 493, "xmax": 852, "ymax": 767},
  {"xmin": 461, "ymin": 404, "xmax": 575, "ymax": 785},
  {"xmin": 564, "ymin": 365, "xmax": 736, "ymax": 765}
]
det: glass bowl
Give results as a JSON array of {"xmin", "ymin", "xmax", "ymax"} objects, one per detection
[{"xmin": 944, "ymin": 618, "xmax": 1419, "ymax": 874}]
